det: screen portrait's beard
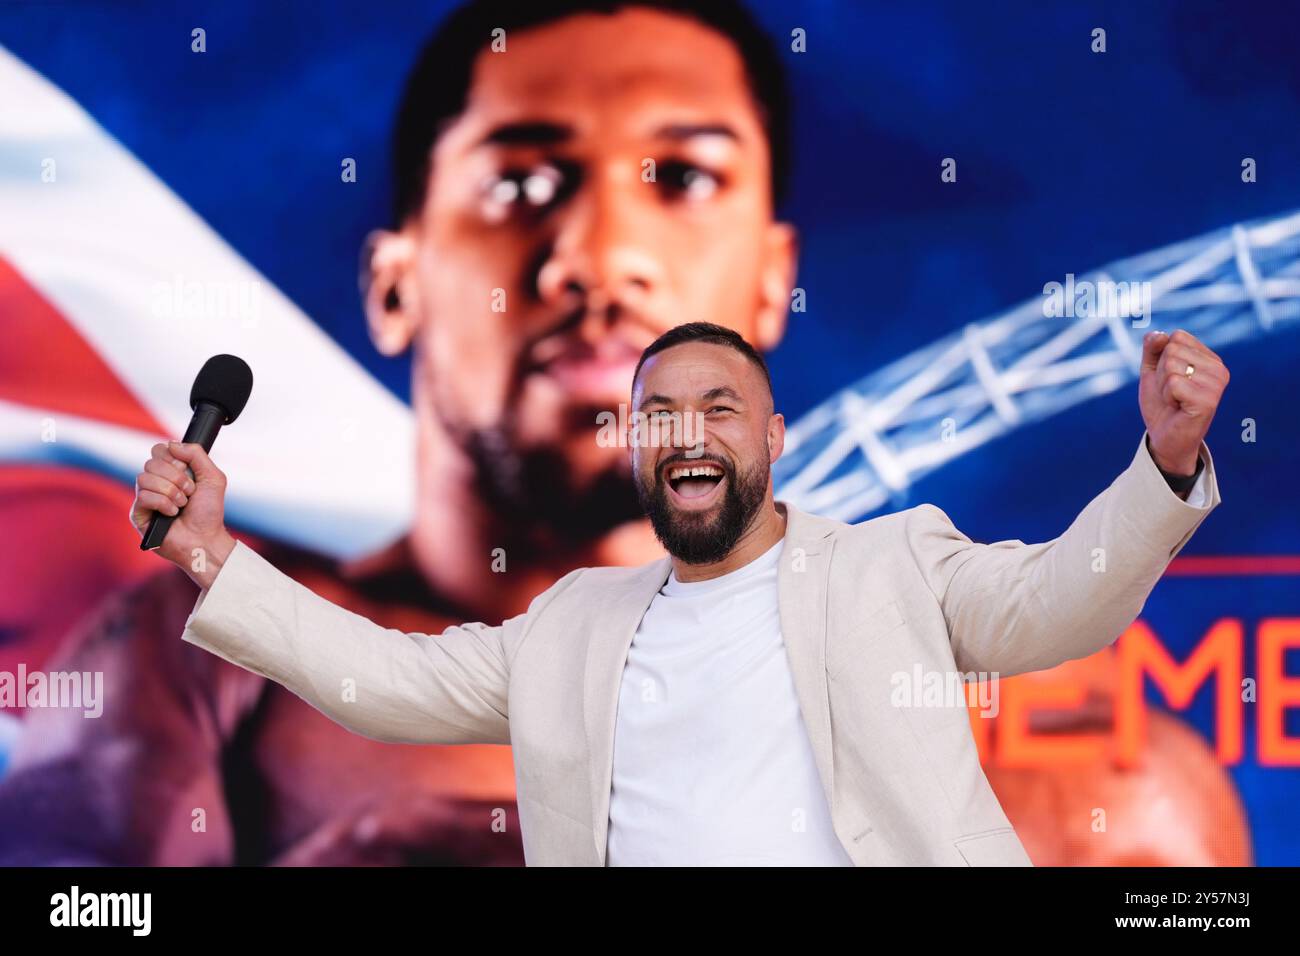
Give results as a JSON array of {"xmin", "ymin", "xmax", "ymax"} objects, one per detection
[
  {"xmin": 635, "ymin": 452, "xmax": 769, "ymax": 565},
  {"xmin": 426, "ymin": 359, "xmax": 645, "ymax": 545},
  {"xmin": 421, "ymin": 316, "xmax": 657, "ymax": 546},
  {"xmin": 461, "ymin": 422, "xmax": 645, "ymax": 544}
]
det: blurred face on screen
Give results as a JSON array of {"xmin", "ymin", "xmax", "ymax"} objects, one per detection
[{"xmin": 366, "ymin": 7, "xmax": 796, "ymax": 540}]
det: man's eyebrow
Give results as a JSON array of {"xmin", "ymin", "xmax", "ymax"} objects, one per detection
[
  {"xmin": 637, "ymin": 393, "xmax": 676, "ymax": 411},
  {"xmin": 637, "ymin": 385, "xmax": 744, "ymax": 411},
  {"xmin": 701, "ymin": 386, "xmax": 743, "ymax": 403},
  {"xmin": 477, "ymin": 121, "xmax": 573, "ymax": 148},
  {"xmin": 651, "ymin": 122, "xmax": 742, "ymax": 144}
]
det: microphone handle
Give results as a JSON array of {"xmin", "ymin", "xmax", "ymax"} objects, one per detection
[{"xmin": 139, "ymin": 402, "xmax": 226, "ymax": 552}]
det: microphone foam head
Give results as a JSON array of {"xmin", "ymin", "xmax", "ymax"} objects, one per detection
[{"xmin": 190, "ymin": 354, "xmax": 254, "ymax": 424}]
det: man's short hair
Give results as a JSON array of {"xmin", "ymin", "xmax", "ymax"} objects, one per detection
[
  {"xmin": 633, "ymin": 322, "xmax": 774, "ymax": 404},
  {"xmin": 390, "ymin": 0, "xmax": 791, "ymax": 226}
]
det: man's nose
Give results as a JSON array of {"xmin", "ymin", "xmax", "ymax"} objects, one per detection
[{"xmin": 536, "ymin": 170, "xmax": 666, "ymax": 319}]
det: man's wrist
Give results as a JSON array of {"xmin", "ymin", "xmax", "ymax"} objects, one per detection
[
  {"xmin": 188, "ymin": 530, "xmax": 237, "ymax": 591},
  {"xmin": 1147, "ymin": 441, "xmax": 1199, "ymax": 478},
  {"xmin": 1145, "ymin": 436, "xmax": 1203, "ymax": 499}
]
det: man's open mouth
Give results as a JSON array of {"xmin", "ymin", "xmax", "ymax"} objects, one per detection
[{"xmin": 665, "ymin": 462, "xmax": 726, "ymax": 505}]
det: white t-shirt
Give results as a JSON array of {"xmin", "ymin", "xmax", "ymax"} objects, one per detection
[{"xmin": 606, "ymin": 537, "xmax": 853, "ymax": 866}]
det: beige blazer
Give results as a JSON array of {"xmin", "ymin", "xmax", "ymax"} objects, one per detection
[{"xmin": 182, "ymin": 431, "xmax": 1219, "ymax": 865}]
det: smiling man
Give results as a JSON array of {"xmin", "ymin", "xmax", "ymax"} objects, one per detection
[
  {"xmin": 128, "ymin": 321, "xmax": 1229, "ymax": 865},
  {"xmin": 633, "ymin": 344, "xmax": 777, "ymax": 567}
]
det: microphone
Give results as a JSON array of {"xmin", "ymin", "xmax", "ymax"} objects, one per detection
[{"xmin": 140, "ymin": 354, "xmax": 254, "ymax": 552}]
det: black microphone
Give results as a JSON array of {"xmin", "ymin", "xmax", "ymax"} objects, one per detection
[{"xmin": 140, "ymin": 354, "xmax": 254, "ymax": 552}]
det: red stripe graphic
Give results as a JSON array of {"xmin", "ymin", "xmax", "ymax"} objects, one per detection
[
  {"xmin": 1166, "ymin": 556, "xmax": 1300, "ymax": 577},
  {"xmin": 0, "ymin": 255, "xmax": 163, "ymax": 434}
]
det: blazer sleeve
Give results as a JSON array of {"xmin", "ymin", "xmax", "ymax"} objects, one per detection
[
  {"xmin": 905, "ymin": 430, "xmax": 1221, "ymax": 677},
  {"xmin": 180, "ymin": 540, "xmax": 577, "ymax": 746}
]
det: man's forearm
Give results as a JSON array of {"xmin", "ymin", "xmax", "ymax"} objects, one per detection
[
  {"xmin": 920, "ymin": 431, "xmax": 1220, "ymax": 677},
  {"xmin": 181, "ymin": 540, "xmax": 515, "ymax": 745}
]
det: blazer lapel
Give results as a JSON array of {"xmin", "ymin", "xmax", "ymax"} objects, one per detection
[
  {"xmin": 775, "ymin": 500, "xmax": 840, "ymax": 816},
  {"xmin": 584, "ymin": 555, "xmax": 672, "ymax": 864}
]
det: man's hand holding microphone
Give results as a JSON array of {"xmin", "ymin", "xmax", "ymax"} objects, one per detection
[
  {"xmin": 130, "ymin": 354, "xmax": 252, "ymax": 589},
  {"xmin": 130, "ymin": 440, "xmax": 236, "ymax": 589}
]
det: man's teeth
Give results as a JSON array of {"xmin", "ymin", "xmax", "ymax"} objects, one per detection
[{"xmin": 668, "ymin": 465, "xmax": 724, "ymax": 480}]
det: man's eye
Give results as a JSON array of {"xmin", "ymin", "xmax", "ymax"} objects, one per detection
[
  {"xmin": 658, "ymin": 161, "xmax": 721, "ymax": 201},
  {"xmin": 708, "ymin": 406, "xmax": 734, "ymax": 414}
]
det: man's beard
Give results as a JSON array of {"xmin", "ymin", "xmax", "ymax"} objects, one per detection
[{"xmin": 635, "ymin": 452, "xmax": 769, "ymax": 565}]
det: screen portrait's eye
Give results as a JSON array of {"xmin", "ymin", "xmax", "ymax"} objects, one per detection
[
  {"xmin": 658, "ymin": 161, "xmax": 721, "ymax": 201},
  {"xmin": 479, "ymin": 163, "xmax": 567, "ymax": 222}
]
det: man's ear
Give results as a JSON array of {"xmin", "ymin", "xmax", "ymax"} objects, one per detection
[
  {"xmin": 361, "ymin": 229, "xmax": 421, "ymax": 357},
  {"xmin": 767, "ymin": 411, "xmax": 785, "ymax": 465},
  {"xmin": 754, "ymin": 221, "xmax": 798, "ymax": 351}
]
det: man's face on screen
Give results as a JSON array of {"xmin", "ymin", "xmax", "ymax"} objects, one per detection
[{"xmin": 370, "ymin": 8, "xmax": 795, "ymax": 537}]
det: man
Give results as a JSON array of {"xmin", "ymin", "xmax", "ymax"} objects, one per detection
[
  {"xmin": 0, "ymin": 0, "xmax": 1247, "ymax": 865},
  {"xmin": 133, "ymin": 321, "xmax": 1227, "ymax": 865}
]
